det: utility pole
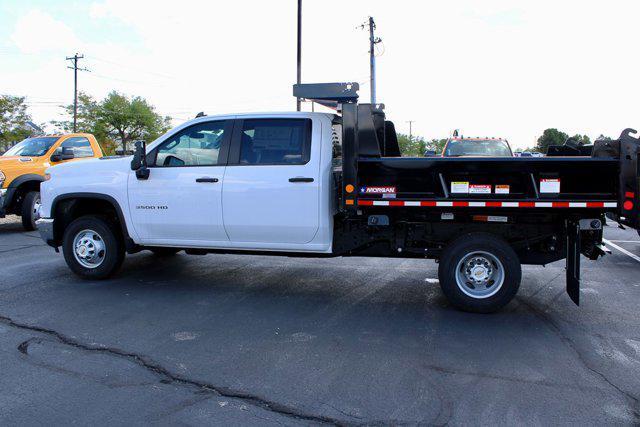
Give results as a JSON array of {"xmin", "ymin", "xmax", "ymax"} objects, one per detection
[
  {"xmin": 296, "ymin": 0, "xmax": 302, "ymax": 111},
  {"xmin": 406, "ymin": 120, "xmax": 415, "ymax": 141},
  {"xmin": 359, "ymin": 17, "xmax": 382, "ymax": 105},
  {"xmin": 66, "ymin": 53, "xmax": 88, "ymax": 132}
]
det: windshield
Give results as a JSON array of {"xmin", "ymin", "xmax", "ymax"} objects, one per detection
[
  {"xmin": 444, "ymin": 139, "xmax": 512, "ymax": 157},
  {"xmin": 3, "ymin": 137, "xmax": 59, "ymax": 157}
]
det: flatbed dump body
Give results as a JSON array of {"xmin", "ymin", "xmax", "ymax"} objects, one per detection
[
  {"xmin": 296, "ymin": 82, "xmax": 640, "ymax": 311},
  {"xmin": 357, "ymin": 157, "xmax": 619, "ymax": 204}
]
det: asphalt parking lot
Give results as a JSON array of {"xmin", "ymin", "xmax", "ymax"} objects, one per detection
[{"xmin": 1, "ymin": 216, "xmax": 639, "ymax": 425}]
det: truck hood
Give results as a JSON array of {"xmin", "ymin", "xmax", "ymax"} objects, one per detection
[{"xmin": 47, "ymin": 155, "xmax": 131, "ymax": 175}]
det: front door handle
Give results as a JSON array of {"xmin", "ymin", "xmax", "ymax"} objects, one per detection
[
  {"xmin": 289, "ymin": 177, "xmax": 314, "ymax": 183},
  {"xmin": 196, "ymin": 177, "xmax": 219, "ymax": 183}
]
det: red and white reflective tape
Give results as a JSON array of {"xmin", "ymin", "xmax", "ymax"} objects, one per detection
[{"xmin": 357, "ymin": 200, "xmax": 618, "ymax": 208}]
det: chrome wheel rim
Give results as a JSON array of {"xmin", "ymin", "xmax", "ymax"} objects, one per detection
[
  {"xmin": 73, "ymin": 229, "xmax": 106, "ymax": 268},
  {"xmin": 32, "ymin": 197, "xmax": 41, "ymax": 225},
  {"xmin": 455, "ymin": 251, "xmax": 504, "ymax": 299}
]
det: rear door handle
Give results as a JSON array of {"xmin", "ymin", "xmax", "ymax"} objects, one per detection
[
  {"xmin": 289, "ymin": 177, "xmax": 314, "ymax": 183},
  {"xmin": 196, "ymin": 177, "xmax": 219, "ymax": 183}
]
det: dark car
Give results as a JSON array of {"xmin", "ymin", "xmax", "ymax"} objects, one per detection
[{"xmin": 442, "ymin": 137, "xmax": 513, "ymax": 157}]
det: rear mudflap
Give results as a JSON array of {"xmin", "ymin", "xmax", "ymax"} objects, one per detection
[
  {"xmin": 618, "ymin": 129, "xmax": 640, "ymax": 230},
  {"xmin": 566, "ymin": 220, "xmax": 580, "ymax": 305}
]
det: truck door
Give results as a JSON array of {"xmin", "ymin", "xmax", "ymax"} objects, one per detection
[
  {"xmin": 128, "ymin": 120, "xmax": 232, "ymax": 244},
  {"xmin": 222, "ymin": 118, "xmax": 320, "ymax": 245}
]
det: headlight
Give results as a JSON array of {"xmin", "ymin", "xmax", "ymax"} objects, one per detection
[{"xmin": 0, "ymin": 170, "xmax": 5, "ymax": 188}]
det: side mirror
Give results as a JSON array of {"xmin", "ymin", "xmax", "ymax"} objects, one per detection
[
  {"xmin": 131, "ymin": 140, "xmax": 150, "ymax": 180},
  {"xmin": 50, "ymin": 147, "xmax": 75, "ymax": 162}
]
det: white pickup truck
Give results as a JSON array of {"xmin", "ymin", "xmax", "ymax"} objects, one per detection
[{"xmin": 37, "ymin": 83, "xmax": 640, "ymax": 313}]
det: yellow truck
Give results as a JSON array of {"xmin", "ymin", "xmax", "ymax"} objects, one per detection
[{"xmin": 0, "ymin": 133, "xmax": 103, "ymax": 230}]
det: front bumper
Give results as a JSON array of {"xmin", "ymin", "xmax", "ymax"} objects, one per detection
[{"xmin": 36, "ymin": 218, "xmax": 56, "ymax": 248}]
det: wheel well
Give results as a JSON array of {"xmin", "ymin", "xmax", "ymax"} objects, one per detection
[
  {"xmin": 8, "ymin": 180, "xmax": 41, "ymax": 214},
  {"xmin": 52, "ymin": 197, "xmax": 126, "ymax": 245}
]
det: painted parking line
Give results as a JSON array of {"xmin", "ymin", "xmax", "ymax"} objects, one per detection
[
  {"xmin": 608, "ymin": 240, "xmax": 640, "ymax": 244},
  {"xmin": 603, "ymin": 238, "xmax": 640, "ymax": 264}
]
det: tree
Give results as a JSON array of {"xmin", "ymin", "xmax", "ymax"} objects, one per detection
[
  {"xmin": 0, "ymin": 95, "xmax": 33, "ymax": 152},
  {"xmin": 99, "ymin": 91, "xmax": 171, "ymax": 153},
  {"xmin": 397, "ymin": 133, "xmax": 425, "ymax": 157},
  {"xmin": 53, "ymin": 91, "xmax": 171, "ymax": 154},
  {"xmin": 397, "ymin": 134, "xmax": 447, "ymax": 157},
  {"xmin": 569, "ymin": 134, "xmax": 591, "ymax": 146},
  {"xmin": 536, "ymin": 128, "xmax": 568, "ymax": 153},
  {"xmin": 425, "ymin": 138, "xmax": 447, "ymax": 154}
]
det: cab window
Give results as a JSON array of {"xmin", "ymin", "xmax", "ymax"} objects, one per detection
[
  {"xmin": 3, "ymin": 137, "xmax": 58, "ymax": 157},
  {"xmin": 61, "ymin": 137, "xmax": 95, "ymax": 158},
  {"xmin": 151, "ymin": 121, "xmax": 226, "ymax": 167},
  {"xmin": 238, "ymin": 119, "xmax": 311, "ymax": 165}
]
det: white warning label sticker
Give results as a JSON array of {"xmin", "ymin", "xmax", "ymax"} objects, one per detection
[
  {"xmin": 495, "ymin": 185, "xmax": 510, "ymax": 194},
  {"xmin": 540, "ymin": 178, "xmax": 560, "ymax": 193},
  {"xmin": 469, "ymin": 184, "xmax": 492, "ymax": 194},
  {"xmin": 451, "ymin": 181, "xmax": 469, "ymax": 194}
]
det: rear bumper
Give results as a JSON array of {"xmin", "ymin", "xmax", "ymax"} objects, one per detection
[{"xmin": 36, "ymin": 218, "xmax": 56, "ymax": 247}]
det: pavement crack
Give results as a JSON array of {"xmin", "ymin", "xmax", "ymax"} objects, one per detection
[
  {"xmin": 515, "ymin": 297, "xmax": 640, "ymax": 421},
  {"xmin": 0, "ymin": 314, "xmax": 347, "ymax": 426},
  {"xmin": 18, "ymin": 337, "xmax": 40, "ymax": 355},
  {"xmin": 0, "ymin": 244, "xmax": 44, "ymax": 254}
]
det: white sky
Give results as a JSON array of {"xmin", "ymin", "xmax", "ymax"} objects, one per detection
[{"xmin": 2, "ymin": 0, "xmax": 639, "ymax": 148}]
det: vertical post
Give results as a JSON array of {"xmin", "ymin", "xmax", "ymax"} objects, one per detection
[
  {"xmin": 341, "ymin": 103, "xmax": 358, "ymax": 210},
  {"xmin": 369, "ymin": 17, "xmax": 376, "ymax": 105},
  {"xmin": 73, "ymin": 56, "xmax": 78, "ymax": 132},
  {"xmin": 407, "ymin": 120, "xmax": 414, "ymax": 141},
  {"xmin": 296, "ymin": 0, "xmax": 302, "ymax": 112},
  {"xmin": 66, "ymin": 53, "xmax": 85, "ymax": 133}
]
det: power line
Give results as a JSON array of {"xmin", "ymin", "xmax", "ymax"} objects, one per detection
[
  {"xmin": 86, "ymin": 55, "xmax": 175, "ymax": 80},
  {"xmin": 66, "ymin": 53, "xmax": 89, "ymax": 132},
  {"xmin": 84, "ymin": 71, "xmax": 165, "ymax": 87}
]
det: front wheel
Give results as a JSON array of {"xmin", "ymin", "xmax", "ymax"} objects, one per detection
[
  {"xmin": 21, "ymin": 191, "xmax": 41, "ymax": 231},
  {"xmin": 62, "ymin": 216, "xmax": 125, "ymax": 280},
  {"xmin": 438, "ymin": 233, "xmax": 521, "ymax": 313}
]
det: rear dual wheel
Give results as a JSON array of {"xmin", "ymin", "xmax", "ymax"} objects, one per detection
[{"xmin": 438, "ymin": 233, "xmax": 521, "ymax": 313}]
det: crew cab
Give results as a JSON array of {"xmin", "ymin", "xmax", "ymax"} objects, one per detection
[
  {"xmin": 36, "ymin": 83, "xmax": 640, "ymax": 313},
  {"xmin": 0, "ymin": 133, "xmax": 103, "ymax": 230}
]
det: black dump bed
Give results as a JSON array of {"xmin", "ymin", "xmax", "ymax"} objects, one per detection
[{"xmin": 293, "ymin": 82, "xmax": 640, "ymax": 229}]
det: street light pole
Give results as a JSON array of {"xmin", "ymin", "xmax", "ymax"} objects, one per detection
[{"xmin": 296, "ymin": 0, "xmax": 302, "ymax": 112}]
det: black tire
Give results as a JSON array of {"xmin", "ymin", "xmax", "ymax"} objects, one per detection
[
  {"xmin": 150, "ymin": 247, "xmax": 181, "ymax": 256},
  {"xmin": 21, "ymin": 191, "xmax": 40, "ymax": 231},
  {"xmin": 62, "ymin": 215, "xmax": 125, "ymax": 280},
  {"xmin": 438, "ymin": 233, "xmax": 521, "ymax": 313}
]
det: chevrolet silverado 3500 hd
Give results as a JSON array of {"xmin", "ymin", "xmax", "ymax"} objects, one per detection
[{"xmin": 37, "ymin": 83, "xmax": 640, "ymax": 313}]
